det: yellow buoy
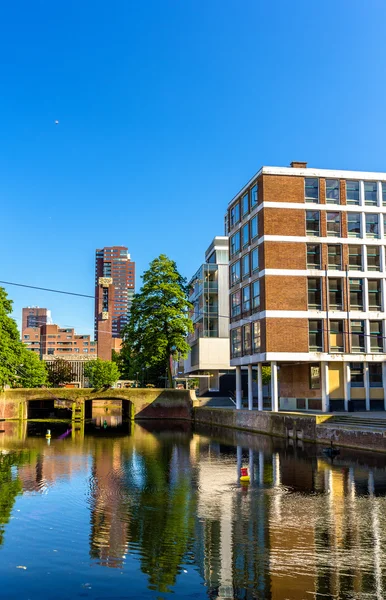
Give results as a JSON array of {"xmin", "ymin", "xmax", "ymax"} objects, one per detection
[{"xmin": 240, "ymin": 467, "xmax": 250, "ymax": 483}]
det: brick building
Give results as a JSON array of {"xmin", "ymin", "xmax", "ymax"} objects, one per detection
[
  {"xmin": 40, "ymin": 324, "xmax": 97, "ymax": 356},
  {"xmin": 22, "ymin": 307, "xmax": 52, "ymax": 354},
  {"xmin": 227, "ymin": 161, "xmax": 386, "ymax": 412},
  {"xmin": 95, "ymin": 246, "xmax": 135, "ymax": 360}
]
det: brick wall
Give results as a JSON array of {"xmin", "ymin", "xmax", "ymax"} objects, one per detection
[
  {"xmin": 262, "ymin": 174, "xmax": 303, "ymax": 203},
  {"xmin": 264, "ymin": 318, "xmax": 308, "ymax": 353},
  {"xmin": 264, "ymin": 241, "xmax": 306, "ymax": 270},
  {"xmin": 264, "ymin": 275, "xmax": 307, "ymax": 311},
  {"xmin": 263, "ymin": 207, "xmax": 305, "ymax": 236},
  {"xmin": 279, "ymin": 363, "xmax": 321, "ymax": 399}
]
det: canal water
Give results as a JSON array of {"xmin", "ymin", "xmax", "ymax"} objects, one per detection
[{"xmin": 0, "ymin": 421, "xmax": 386, "ymax": 600}]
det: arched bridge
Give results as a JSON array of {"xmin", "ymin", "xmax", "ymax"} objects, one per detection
[{"xmin": 0, "ymin": 388, "xmax": 197, "ymax": 421}]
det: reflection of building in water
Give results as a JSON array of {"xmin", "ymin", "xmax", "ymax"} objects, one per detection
[{"xmin": 18, "ymin": 450, "xmax": 88, "ymax": 492}]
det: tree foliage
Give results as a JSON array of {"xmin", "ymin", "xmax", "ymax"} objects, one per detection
[
  {"xmin": 122, "ymin": 255, "xmax": 193, "ymax": 387},
  {"xmin": 262, "ymin": 366, "xmax": 271, "ymax": 386},
  {"xmin": 18, "ymin": 350, "xmax": 48, "ymax": 388},
  {"xmin": 84, "ymin": 358, "xmax": 120, "ymax": 389},
  {"xmin": 47, "ymin": 358, "xmax": 75, "ymax": 387}
]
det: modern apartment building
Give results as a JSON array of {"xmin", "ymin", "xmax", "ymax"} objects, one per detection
[
  {"xmin": 184, "ymin": 237, "xmax": 234, "ymax": 395},
  {"xmin": 40, "ymin": 324, "xmax": 97, "ymax": 356},
  {"xmin": 95, "ymin": 246, "xmax": 135, "ymax": 360},
  {"xmin": 227, "ymin": 161, "xmax": 386, "ymax": 412},
  {"xmin": 21, "ymin": 307, "xmax": 52, "ymax": 354}
]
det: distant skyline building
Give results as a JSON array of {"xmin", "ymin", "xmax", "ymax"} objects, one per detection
[
  {"xmin": 22, "ymin": 307, "xmax": 51, "ymax": 331},
  {"xmin": 94, "ymin": 246, "xmax": 135, "ymax": 360}
]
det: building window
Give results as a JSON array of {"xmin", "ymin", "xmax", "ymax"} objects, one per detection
[
  {"xmin": 230, "ymin": 203, "xmax": 240, "ymax": 227},
  {"xmin": 327, "ymin": 212, "xmax": 341, "ymax": 237},
  {"xmin": 242, "ymin": 193, "xmax": 249, "ymax": 217},
  {"xmin": 251, "ymin": 247, "xmax": 259, "ymax": 273},
  {"xmin": 305, "ymin": 178, "xmax": 319, "ymax": 202},
  {"xmin": 329, "ymin": 278, "xmax": 343, "ymax": 310},
  {"xmin": 309, "ymin": 320, "xmax": 323, "ymax": 351},
  {"xmin": 307, "ymin": 244, "xmax": 321, "ymax": 269},
  {"xmin": 306, "ymin": 211, "xmax": 320, "ymax": 236},
  {"xmin": 346, "ymin": 181, "xmax": 360, "ymax": 205},
  {"xmin": 230, "ymin": 232, "xmax": 240, "ymax": 256},
  {"xmin": 250, "ymin": 216, "xmax": 258, "ymax": 240},
  {"xmin": 242, "ymin": 223, "xmax": 249, "ymax": 248},
  {"xmin": 370, "ymin": 322, "xmax": 383, "ymax": 353},
  {"xmin": 84, "ymin": 349, "xmax": 88, "ymax": 353},
  {"xmin": 309, "ymin": 364, "xmax": 321, "ymax": 389},
  {"xmin": 382, "ymin": 183, "xmax": 386, "ymax": 206},
  {"xmin": 364, "ymin": 182, "xmax": 378, "ymax": 206},
  {"xmin": 74, "ymin": 348, "xmax": 79, "ymax": 353},
  {"xmin": 369, "ymin": 363, "xmax": 383, "ymax": 386},
  {"xmin": 367, "ymin": 246, "xmax": 380, "ymax": 271},
  {"xmin": 368, "ymin": 279, "xmax": 382, "ymax": 311},
  {"xmin": 348, "ymin": 245, "xmax": 362, "ymax": 271},
  {"xmin": 326, "ymin": 179, "xmax": 340, "ymax": 204},
  {"xmin": 242, "ymin": 254, "xmax": 250, "ymax": 279},
  {"xmin": 252, "ymin": 321, "xmax": 261, "ymax": 353},
  {"xmin": 308, "ymin": 278, "xmax": 322, "ymax": 310},
  {"xmin": 348, "ymin": 213, "xmax": 361, "ymax": 237},
  {"xmin": 330, "ymin": 320, "xmax": 344, "ymax": 352},
  {"xmin": 24, "ymin": 335, "xmax": 30, "ymax": 340},
  {"xmin": 231, "ymin": 328, "xmax": 242, "ymax": 358},
  {"xmin": 242, "ymin": 286, "xmax": 250, "ymax": 312},
  {"xmin": 328, "ymin": 245, "xmax": 342, "ymax": 270},
  {"xmin": 366, "ymin": 214, "xmax": 379, "ymax": 238},
  {"xmin": 349, "ymin": 278, "xmax": 363, "ymax": 310},
  {"xmin": 351, "ymin": 320, "xmax": 365, "ymax": 352},
  {"xmin": 251, "ymin": 184, "xmax": 258, "ymax": 208},
  {"xmin": 230, "ymin": 261, "xmax": 241, "ymax": 286},
  {"xmin": 243, "ymin": 324, "xmax": 251, "ymax": 354},
  {"xmin": 231, "ymin": 291, "xmax": 241, "ymax": 317},
  {"xmin": 350, "ymin": 362, "xmax": 364, "ymax": 386},
  {"xmin": 252, "ymin": 280, "xmax": 260, "ymax": 311}
]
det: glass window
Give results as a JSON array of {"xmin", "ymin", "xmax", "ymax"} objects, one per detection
[
  {"xmin": 366, "ymin": 214, "xmax": 379, "ymax": 238},
  {"xmin": 329, "ymin": 278, "xmax": 343, "ymax": 310},
  {"xmin": 306, "ymin": 211, "xmax": 320, "ymax": 236},
  {"xmin": 367, "ymin": 246, "xmax": 380, "ymax": 271},
  {"xmin": 230, "ymin": 261, "xmax": 240, "ymax": 286},
  {"xmin": 350, "ymin": 362, "xmax": 364, "ymax": 387},
  {"xmin": 24, "ymin": 335, "xmax": 30, "ymax": 340},
  {"xmin": 349, "ymin": 245, "xmax": 362, "ymax": 271},
  {"xmin": 327, "ymin": 212, "xmax": 341, "ymax": 237},
  {"xmin": 242, "ymin": 193, "xmax": 249, "ymax": 216},
  {"xmin": 349, "ymin": 279, "xmax": 363, "ymax": 310},
  {"xmin": 382, "ymin": 183, "xmax": 386, "ymax": 206},
  {"xmin": 326, "ymin": 179, "xmax": 340, "ymax": 204},
  {"xmin": 348, "ymin": 213, "xmax": 361, "ymax": 237},
  {"xmin": 307, "ymin": 244, "xmax": 321, "ymax": 269},
  {"xmin": 231, "ymin": 328, "xmax": 242, "ymax": 358},
  {"xmin": 351, "ymin": 320, "xmax": 365, "ymax": 352},
  {"xmin": 308, "ymin": 277, "xmax": 322, "ymax": 310},
  {"xmin": 243, "ymin": 324, "xmax": 251, "ymax": 354},
  {"xmin": 364, "ymin": 182, "xmax": 378, "ymax": 206},
  {"xmin": 242, "ymin": 223, "xmax": 249, "ymax": 248},
  {"xmin": 252, "ymin": 280, "xmax": 260, "ymax": 311},
  {"xmin": 230, "ymin": 231, "xmax": 240, "ymax": 256},
  {"xmin": 242, "ymin": 286, "xmax": 250, "ymax": 312},
  {"xmin": 230, "ymin": 203, "xmax": 240, "ymax": 227},
  {"xmin": 369, "ymin": 362, "xmax": 383, "ymax": 385},
  {"xmin": 309, "ymin": 320, "xmax": 323, "ymax": 351},
  {"xmin": 251, "ymin": 184, "xmax": 258, "ymax": 207},
  {"xmin": 370, "ymin": 322, "xmax": 383, "ymax": 353},
  {"xmin": 346, "ymin": 181, "xmax": 360, "ymax": 205},
  {"xmin": 231, "ymin": 290, "xmax": 241, "ymax": 317},
  {"xmin": 250, "ymin": 216, "xmax": 258, "ymax": 240},
  {"xmin": 251, "ymin": 247, "xmax": 259, "ymax": 273},
  {"xmin": 305, "ymin": 178, "xmax": 319, "ymax": 202},
  {"xmin": 328, "ymin": 245, "xmax": 342, "ymax": 270},
  {"xmin": 330, "ymin": 320, "xmax": 344, "ymax": 352},
  {"xmin": 252, "ymin": 321, "xmax": 261, "ymax": 353},
  {"xmin": 242, "ymin": 254, "xmax": 250, "ymax": 279},
  {"xmin": 368, "ymin": 279, "xmax": 382, "ymax": 311}
]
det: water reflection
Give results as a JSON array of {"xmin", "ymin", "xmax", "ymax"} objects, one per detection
[{"xmin": 0, "ymin": 421, "xmax": 385, "ymax": 599}]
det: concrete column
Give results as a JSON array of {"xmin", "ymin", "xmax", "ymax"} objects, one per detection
[
  {"xmin": 321, "ymin": 361, "xmax": 329, "ymax": 412},
  {"xmin": 360, "ymin": 211, "xmax": 366, "ymax": 240},
  {"xmin": 344, "ymin": 362, "xmax": 350, "ymax": 412},
  {"xmin": 359, "ymin": 180, "xmax": 365, "ymax": 207},
  {"xmin": 270, "ymin": 361, "xmax": 279, "ymax": 412},
  {"xmin": 257, "ymin": 362, "xmax": 263, "ymax": 411},
  {"xmin": 382, "ymin": 362, "xmax": 386, "ymax": 411},
  {"xmin": 364, "ymin": 362, "xmax": 370, "ymax": 411},
  {"xmin": 247, "ymin": 364, "xmax": 253, "ymax": 410},
  {"xmin": 258, "ymin": 451, "xmax": 264, "ymax": 485},
  {"xmin": 236, "ymin": 445, "xmax": 242, "ymax": 481},
  {"xmin": 235, "ymin": 366, "xmax": 242, "ymax": 410}
]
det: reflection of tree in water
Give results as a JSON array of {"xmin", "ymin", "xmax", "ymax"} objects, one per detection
[
  {"xmin": 127, "ymin": 444, "xmax": 196, "ymax": 593},
  {"xmin": 0, "ymin": 451, "xmax": 33, "ymax": 545}
]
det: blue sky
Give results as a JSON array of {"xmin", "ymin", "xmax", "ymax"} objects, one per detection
[{"xmin": 1, "ymin": 0, "xmax": 386, "ymax": 336}]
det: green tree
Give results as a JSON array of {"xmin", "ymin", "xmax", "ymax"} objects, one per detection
[
  {"xmin": 47, "ymin": 358, "xmax": 75, "ymax": 387},
  {"xmin": 18, "ymin": 349, "xmax": 48, "ymax": 388},
  {"xmin": 84, "ymin": 358, "xmax": 120, "ymax": 389},
  {"xmin": 122, "ymin": 255, "xmax": 193, "ymax": 387},
  {"xmin": 262, "ymin": 366, "xmax": 271, "ymax": 385},
  {"xmin": 0, "ymin": 287, "xmax": 24, "ymax": 389}
]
